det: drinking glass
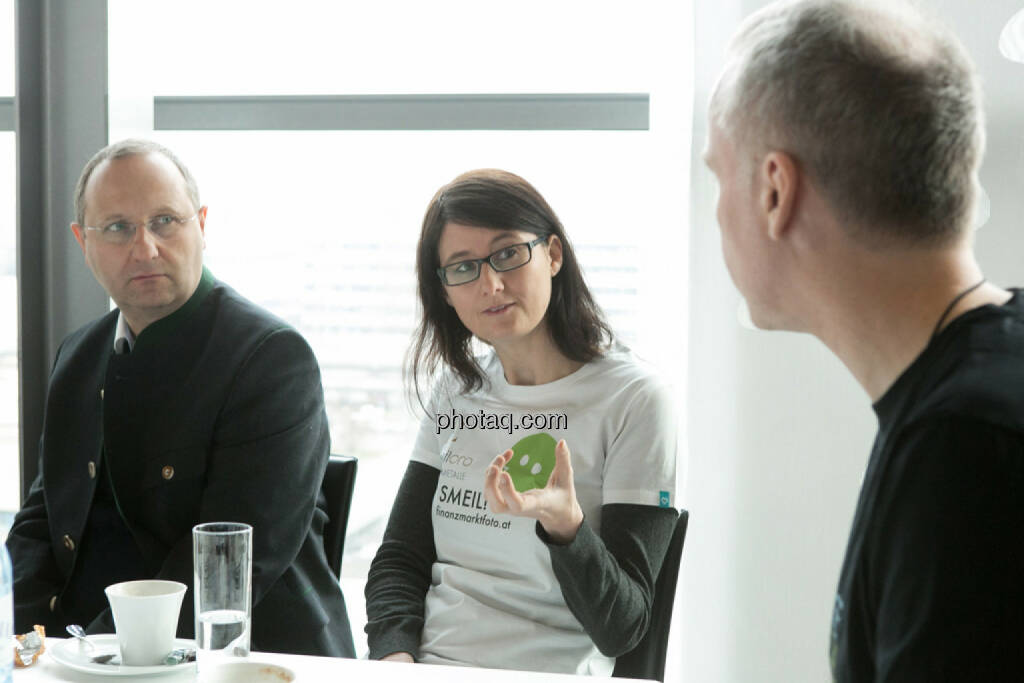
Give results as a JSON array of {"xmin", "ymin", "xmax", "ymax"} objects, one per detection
[{"xmin": 192, "ymin": 522, "xmax": 252, "ymax": 670}]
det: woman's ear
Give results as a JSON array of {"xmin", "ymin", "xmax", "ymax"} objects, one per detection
[{"xmin": 547, "ymin": 235, "xmax": 563, "ymax": 276}]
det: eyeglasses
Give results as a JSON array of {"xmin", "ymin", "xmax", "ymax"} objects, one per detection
[
  {"xmin": 83, "ymin": 212, "xmax": 199, "ymax": 246},
  {"xmin": 437, "ymin": 235, "xmax": 550, "ymax": 286}
]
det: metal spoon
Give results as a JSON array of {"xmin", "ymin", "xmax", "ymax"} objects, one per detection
[
  {"xmin": 65, "ymin": 625, "xmax": 119, "ymax": 664},
  {"xmin": 65, "ymin": 624, "xmax": 94, "ymax": 652}
]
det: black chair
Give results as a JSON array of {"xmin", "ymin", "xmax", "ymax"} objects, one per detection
[
  {"xmin": 322, "ymin": 454, "xmax": 358, "ymax": 579},
  {"xmin": 612, "ymin": 509, "xmax": 689, "ymax": 682}
]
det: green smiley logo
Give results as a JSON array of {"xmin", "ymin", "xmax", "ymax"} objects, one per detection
[{"xmin": 503, "ymin": 432, "xmax": 557, "ymax": 492}]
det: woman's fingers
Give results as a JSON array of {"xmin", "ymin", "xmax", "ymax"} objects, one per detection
[
  {"xmin": 497, "ymin": 469, "xmax": 525, "ymax": 513},
  {"xmin": 485, "ymin": 445, "xmax": 580, "ymax": 521},
  {"xmin": 483, "ymin": 469, "xmax": 501, "ymax": 511},
  {"xmin": 547, "ymin": 439, "xmax": 574, "ymax": 488},
  {"xmin": 484, "ymin": 450, "xmax": 514, "ymax": 512}
]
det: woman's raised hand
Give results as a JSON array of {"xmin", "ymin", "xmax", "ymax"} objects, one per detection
[{"xmin": 483, "ymin": 439, "xmax": 584, "ymax": 544}]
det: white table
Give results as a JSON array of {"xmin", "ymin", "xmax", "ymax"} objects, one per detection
[{"xmin": 14, "ymin": 639, "xmax": 642, "ymax": 682}]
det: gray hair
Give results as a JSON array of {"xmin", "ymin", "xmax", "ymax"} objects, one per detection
[
  {"xmin": 74, "ymin": 139, "xmax": 201, "ymax": 225},
  {"xmin": 716, "ymin": 0, "xmax": 985, "ymax": 246}
]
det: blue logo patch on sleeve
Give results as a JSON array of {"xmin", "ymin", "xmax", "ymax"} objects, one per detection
[{"xmin": 659, "ymin": 491, "xmax": 671, "ymax": 508}]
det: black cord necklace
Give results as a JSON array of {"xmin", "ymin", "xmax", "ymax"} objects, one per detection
[{"xmin": 930, "ymin": 277, "xmax": 986, "ymax": 341}]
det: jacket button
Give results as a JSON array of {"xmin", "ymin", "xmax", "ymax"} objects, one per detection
[
  {"xmin": 88, "ymin": 461, "xmax": 96, "ymax": 479},
  {"xmin": 62, "ymin": 534, "xmax": 75, "ymax": 551},
  {"xmin": 161, "ymin": 466, "xmax": 174, "ymax": 480},
  {"xmin": 49, "ymin": 595, "xmax": 58, "ymax": 612}
]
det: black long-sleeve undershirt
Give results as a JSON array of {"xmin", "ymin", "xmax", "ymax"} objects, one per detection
[{"xmin": 364, "ymin": 460, "xmax": 676, "ymax": 661}]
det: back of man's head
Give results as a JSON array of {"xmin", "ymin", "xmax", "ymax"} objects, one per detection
[{"xmin": 715, "ymin": 0, "xmax": 984, "ymax": 247}]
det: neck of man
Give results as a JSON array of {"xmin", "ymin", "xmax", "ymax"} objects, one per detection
[
  {"xmin": 121, "ymin": 271, "xmax": 205, "ymax": 338},
  {"xmin": 806, "ymin": 242, "xmax": 1010, "ymax": 403},
  {"xmin": 123, "ymin": 305, "xmax": 176, "ymax": 338},
  {"xmin": 491, "ymin": 323, "xmax": 584, "ymax": 386}
]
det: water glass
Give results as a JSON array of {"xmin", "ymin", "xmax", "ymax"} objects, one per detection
[{"xmin": 192, "ymin": 522, "xmax": 252, "ymax": 670}]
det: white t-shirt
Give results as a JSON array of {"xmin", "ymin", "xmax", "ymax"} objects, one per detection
[{"xmin": 410, "ymin": 343, "xmax": 677, "ymax": 674}]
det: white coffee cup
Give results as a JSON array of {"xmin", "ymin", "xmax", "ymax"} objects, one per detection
[{"xmin": 104, "ymin": 579, "xmax": 187, "ymax": 666}]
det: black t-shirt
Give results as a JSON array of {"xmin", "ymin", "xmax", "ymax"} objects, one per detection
[{"xmin": 831, "ymin": 291, "xmax": 1024, "ymax": 682}]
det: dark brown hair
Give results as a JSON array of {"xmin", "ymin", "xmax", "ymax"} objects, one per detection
[{"xmin": 406, "ymin": 169, "xmax": 612, "ymax": 406}]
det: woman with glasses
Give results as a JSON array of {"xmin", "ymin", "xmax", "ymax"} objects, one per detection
[{"xmin": 364, "ymin": 169, "xmax": 677, "ymax": 674}]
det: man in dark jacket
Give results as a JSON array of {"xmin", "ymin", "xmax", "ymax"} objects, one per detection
[{"xmin": 5, "ymin": 139, "xmax": 355, "ymax": 658}]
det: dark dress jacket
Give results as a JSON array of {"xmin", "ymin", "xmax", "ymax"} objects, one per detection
[{"xmin": 6, "ymin": 269, "xmax": 355, "ymax": 657}]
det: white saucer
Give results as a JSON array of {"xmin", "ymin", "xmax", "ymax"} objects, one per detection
[{"xmin": 50, "ymin": 634, "xmax": 197, "ymax": 677}]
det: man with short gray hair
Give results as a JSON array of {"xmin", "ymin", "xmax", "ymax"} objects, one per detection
[
  {"xmin": 5, "ymin": 139, "xmax": 355, "ymax": 658},
  {"xmin": 707, "ymin": 1, "xmax": 1023, "ymax": 679}
]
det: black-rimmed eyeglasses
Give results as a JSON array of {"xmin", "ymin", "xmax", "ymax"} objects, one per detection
[{"xmin": 437, "ymin": 235, "xmax": 550, "ymax": 286}]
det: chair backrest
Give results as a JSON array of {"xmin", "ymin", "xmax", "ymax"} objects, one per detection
[
  {"xmin": 612, "ymin": 509, "xmax": 689, "ymax": 682},
  {"xmin": 322, "ymin": 454, "xmax": 358, "ymax": 579}
]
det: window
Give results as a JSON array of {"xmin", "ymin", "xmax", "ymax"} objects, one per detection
[
  {"xmin": 1, "ymin": 0, "xmax": 17, "ymax": 533},
  {"xmin": 108, "ymin": 0, "xmax": 692, "ymax": 654}
]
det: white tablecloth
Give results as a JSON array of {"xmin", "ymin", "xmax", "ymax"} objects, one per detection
[{"xmin": 13, "ymin": 639, "xmax": 634, "ymax": 682}]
